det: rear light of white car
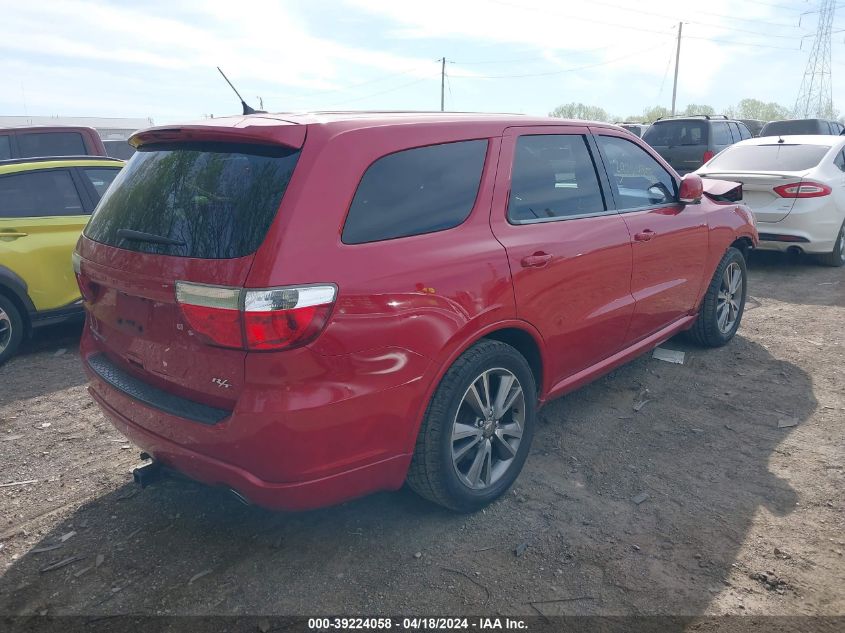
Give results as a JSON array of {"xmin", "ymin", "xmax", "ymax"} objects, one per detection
[
  {"xmin": 175, "ymin": 281, "xmax": 337, "ymax": 351},
  {"xmin": 773, "ymin": 181, "xmax": 832, "ymax": 198}
]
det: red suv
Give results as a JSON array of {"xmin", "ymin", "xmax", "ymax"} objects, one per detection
[{"xmin": 74, "ymin": 113, "xmax": 757, "ymax": 512}]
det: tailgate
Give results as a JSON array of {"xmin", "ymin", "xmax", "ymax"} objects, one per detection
[
  {"xmin": 76, "ymin": 127, "xmax": 303, "ymax": 409},
  {"xmin": 77, "ymin": 241, "xmax": 252, "ymax": 407}
]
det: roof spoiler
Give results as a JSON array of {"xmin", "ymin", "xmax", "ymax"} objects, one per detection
[{"xmin": 129, "ymin": 121, "xmax": 306, "ymax": 150}]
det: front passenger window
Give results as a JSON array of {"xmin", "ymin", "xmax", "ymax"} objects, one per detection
[{"xmin": 596, "ymin": 136, "xmax": 677, "ymax": 210}]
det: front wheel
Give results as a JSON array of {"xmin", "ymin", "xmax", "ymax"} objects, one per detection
[
  {"xmin": 406, "ymin": 340, "xmax": 537, "ymax": 512},
  {"xmin": 688, "ymin": 247, "xmax": 748, "ymax": 347},
  {"xmin": 817, "ymin": 219, "xmax": 845, "ymax": 267}
]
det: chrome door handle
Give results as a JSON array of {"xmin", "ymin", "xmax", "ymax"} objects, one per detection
[{"xmin": 521, "ymin": 252, "xmax": 553, "ymax": 268}]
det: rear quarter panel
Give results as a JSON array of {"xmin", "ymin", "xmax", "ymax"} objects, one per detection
[{"xmin": 246, "ymin": 122, "xmax": 524, "ymax": 458}]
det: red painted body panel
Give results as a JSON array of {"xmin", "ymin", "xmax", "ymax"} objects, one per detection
[{"xmin": 76, "ymin": 113, "xmax": 757, "ymax": 511}]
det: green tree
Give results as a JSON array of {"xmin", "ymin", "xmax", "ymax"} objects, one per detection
[
  {"xmin": 549, "ymin": 102, "xmax": 610, "ymax": 122},
  {"xmin": 641, "ymin": 105, "xmax": 671, "ymax": 122},
  {"xmin": 732, "ymin": 98, "xmax": 790, "ymax": 121},
  {"xmin": 682, "ymin": 103, "xmax": 715, "ymax": 116}
]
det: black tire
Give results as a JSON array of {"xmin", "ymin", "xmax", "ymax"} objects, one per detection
[
  {"xmin": 0, "ymin": 294, "xmax": 24, "ymax": 366},
  {"xmin": 688, "ymin": 247, "xmax": 748, "ymax": 347},
  {"xmin": 407, "ymin": 340, "xmax": 537, "ymax": 512},
  {"xmin": 817, "ymin": 219, "xmax": 845, "ymax": 267}
]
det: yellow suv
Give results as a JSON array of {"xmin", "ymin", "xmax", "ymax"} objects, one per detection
[{"xmin": 0, "ymin": 156, "xmax": 123, "ymax": 363}]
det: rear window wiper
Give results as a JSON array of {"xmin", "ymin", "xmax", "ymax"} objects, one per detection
[{"xmin": 116, "ymin": 229, "xmax": 186, "ymax": 247}]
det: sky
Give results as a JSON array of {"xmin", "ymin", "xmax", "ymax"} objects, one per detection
[{"xmin": 0, "ymin": 0, "xmax": 842, "ymax": 124}]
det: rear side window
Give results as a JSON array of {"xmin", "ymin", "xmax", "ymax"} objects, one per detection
[
  {"xmin": 84, "ymin": 142, "xmax": 300, "ymax": 259},
  {"xmin": 712, "ymin": 122, "xmax": 732, "ymax": 145},
  {"xmin": 17, "ymin": 132, "xmax": 86, "ymax": 158},
  {"xmin": 342, "ymin": 140, "xmax": 487, "ymax": 244},
  {"xmin": 642, "ymin": 121, "xmax": 707, "ymax": 146},
  {"xmin": 597, "ymin": 136, "xmax": 677, "ymax": 209},
  {"xmin": 0, "ymin": 169, "xmax": 84, "ymax": 218},
  {"xmin": 737, "ymin": 123, "xmax": 752, "ymax": 140},
  {"xmin": 0, "ymin": 135, "xmax": 11, "ymax": 160},
  {"xmin": 705, "ymin": 144, "xmax": 831, "ymax": 171},
  {"xmin": 82, "ymin": 167, "xmax": 121, "ymax": 199},
  {"xmin": 508, "ymin": 135, "xmax": 605, "ymax": 223}
]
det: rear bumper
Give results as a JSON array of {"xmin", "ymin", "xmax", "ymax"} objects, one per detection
[
  {"xmin": 80, "ymin": 326, "xmax": 429, "ymax": 510},
  {"xmin": 89, "ymin": 387, "xmax": 411, "ymax": 510},
  {"xmin": 753, "ymin": 201, "xmax": 843, "ymax": 254}
]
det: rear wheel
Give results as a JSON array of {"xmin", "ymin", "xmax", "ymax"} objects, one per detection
[
  {"xmin": 817, "ymin": 219, "xmax": 845, "ymax": 267},
  {"xmin": 0, "ymin": 295, "xmax": 24, "ymax": 365},
  {"xmin": 688, "ymin": 247, "xmax": 747, "ymax": 347},
  {"xmin": 407, "ymin": 340, "xmax": 536, "ymax": 512}
]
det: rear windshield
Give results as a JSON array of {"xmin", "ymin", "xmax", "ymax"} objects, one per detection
[
  {"xmin": 84, "ymin": 142, "xmax": 300, "ymax": 259},
  {"xmin": 642, "ymin": 121, "xmax": 708, "ymax": 147},
  {"xmin": 705, "ymin": 144, "xmax": 830, "ymax": 172},
  {"xmin": 18, "ymin": 132, "xmax": 87, "ymax": 157},
  {"xmin": 761, "ymin": 120, "xmax": 823, "ymax": 136}
]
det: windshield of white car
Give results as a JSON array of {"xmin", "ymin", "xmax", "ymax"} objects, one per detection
[{"xmin": 704, "ymin": 144, "xmax": 831, "ymax": 172}]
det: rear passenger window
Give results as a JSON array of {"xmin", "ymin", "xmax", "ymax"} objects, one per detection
[
  {"xmin": 597, "ymin": 136, "xmax": 677, "ymax": 210},
  {"xmin": 342, "ymin": 140, "xmax": 487, "ymax": 244},
  {"xmin": 712, "ymin": 122, "xmax": 732, "ymax": 145},
  {"xmin": 17, "ymin": 132, "xmax": 86, "ymax": 158},
  {"xmin": 738, "ymin": 124, "xmax": 752, "ymax": 140},
  {"xmin": 82, "ymin": 167, "xmax": 121, "ymax": 199},
  {"xmin": 0, "ymin": 136, "xmax": 11, "ymax": 160},
  {"xmin": 508, "ymin": 135, "xmax": 605, "ymax": 223},
  {"xmin": 0, "ymin": 170, "xmax": 84, "ymax": 218}
]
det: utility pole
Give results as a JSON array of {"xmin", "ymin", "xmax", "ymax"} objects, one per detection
[
  {"xmin": 671, "ymin": 22, "xmax": 683, "ymax": 116},
  {"xmin": 440, "ymin": 57, "xmax": 446, "ymax": 112}
]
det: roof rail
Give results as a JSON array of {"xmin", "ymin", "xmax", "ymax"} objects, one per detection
[
  {"xmin": 655, "ymin": 114, "xmax": 730, "ymax": 121},
  {"xmin": 0, "ymin": 155, "xmax": 121, "ymax": 166}
]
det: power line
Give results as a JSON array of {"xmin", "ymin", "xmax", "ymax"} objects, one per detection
[
  {"xmin": 451, "ymin": 41, "xmax": 673, "ymax": 79},
  {"xmin": 323, "ymin": 75, "xmax": 436, "ymax": 107}
]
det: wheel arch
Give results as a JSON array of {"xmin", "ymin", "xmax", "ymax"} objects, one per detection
[
  {"xmin": 402, "ymin": 320, "xmax": 547, "ymax": 454},
  {"xmin": 0, "ymin": 267, "xmax": 34, "ymax": 336}
]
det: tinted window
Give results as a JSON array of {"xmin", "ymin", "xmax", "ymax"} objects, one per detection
[
  {"xmin": 834, "ymin": 150, "xmax": 845, "ymax": 172},
  {"xmin": 738, "ymin": 123, "xmax": 752, "ymax": 140},
  {"xmin": 0, "ymin": 169, "xmax": 84, "ymax": 218},
  {"xmin": 712, "ymin": 122, "xmax": 732, "ymax": 145},
  {"xmin": 342, "ymin": 140, "xmax": 487, "ymax": 244},
  {"xmin": 597, "ymin": 136, "xmax": 677, "ymax": 209},
  {"xmin": 508, "ymin": 135, "xmax": 605, "ymax": 223},
  {"xmin": 84, "ymin": 142, "xmax": 300, "ymax": 259},
  {"xmin": 82, "ymin": 167, "xmax": 121, "ymax": 199},
  {"xmin": 705, "ymin": 144, "xmax": 830, "ymax": 172},
  {"xmin": 642, "ymin": 121, "xmax": 707, "ymax": 147},
  {"xmin": 0, "ymin": 135, "xmax": 11, "ymax": 160},
  {"xmin": 17, "ymin": 132, "xmax": 86, "ymax": 158},
  {"xmin": 762, "ymin": 120, "xmax": 823, "ymax": 136},
  {"xmin": 103, "ymin": 140, "xmax": 136, "ymax": 160}
]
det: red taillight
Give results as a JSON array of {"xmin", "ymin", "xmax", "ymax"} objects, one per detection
[
  {"xmin": 175, "ymin": 282, "xmax": 336, "ymax": 351},
  {"xmin": 702, "ymin": 150, "xmax": 715, "ymax": 164},
  {"xmin": 773, "ymin": 181, "xmax": 832, "ymax": 198}
]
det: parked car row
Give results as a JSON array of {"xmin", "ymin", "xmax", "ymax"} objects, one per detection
[
  {"xmin": 1, "ymin": 111, "xmax": 843, "ymax": 517},
  {"xmin": 71, "ymin": 111, "xmax": 758, "ymax": 513}
]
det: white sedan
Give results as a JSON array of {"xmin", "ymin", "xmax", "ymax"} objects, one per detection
[{"xmin": 697, "ymin": 135, "xmax": 845, "ymax": 266}]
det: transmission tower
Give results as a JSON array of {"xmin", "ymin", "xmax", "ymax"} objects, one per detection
[{"xmin": 795, "ymin": 0, "xmax": 836, "ymax": 118}]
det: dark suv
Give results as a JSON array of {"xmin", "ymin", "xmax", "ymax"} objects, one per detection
[
  {"xmin": 75, "ymin": 112, "xmax": 757, "ymax": 513},
  {"xmin": 643, "ymin": 115, "xmax": 752, "ymax": 174},
  {"xmin": 760, "ymin": 118, "xmax": 845, "ymax": 137}
]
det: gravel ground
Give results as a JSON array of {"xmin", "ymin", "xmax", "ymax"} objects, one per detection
[{"xmin": 0, "ymin": 251, "xmax": 842, "ymax": 619}]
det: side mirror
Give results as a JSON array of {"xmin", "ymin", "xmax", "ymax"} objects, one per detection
[{"xmin": 679, "ymin": 173, "xmax": 703, "ymax": 204}]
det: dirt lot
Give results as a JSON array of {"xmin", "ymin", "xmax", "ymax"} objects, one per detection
[{"xmin": 0, "ymin": 251, "xmax": 842, "ymax": 620}]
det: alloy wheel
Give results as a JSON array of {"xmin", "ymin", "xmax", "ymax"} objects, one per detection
[
  {"xmin": 0, "ymin": 307, "xmax": 11, "ymax": 354},
  {"xmin": 717, "ymin": 262, "xmax": 743, "ymax": 334},
  {"xmin": 451, "ymin": 368, "xmax": 525, "ymax": 490}
]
